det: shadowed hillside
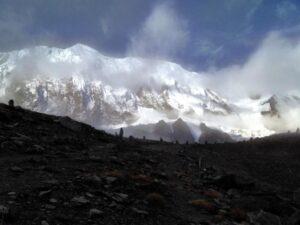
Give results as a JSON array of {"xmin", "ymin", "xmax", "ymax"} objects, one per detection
[{"xmin": 0, "ymin": 102, "xmax": 300, "ymax": 225}]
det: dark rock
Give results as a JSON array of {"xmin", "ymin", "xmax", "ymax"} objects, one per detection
[
  {"xmin": 41, "ymin": 220, "xmax": 49, "ymax": 225},
  {"xmin": 249, "ymin": 210, "xmax": 282, "ymax": 225},
  {"xmin": 83, "ymin": 175, "xmax": 102, "ymax": 188},
  {"xmin": 0, "ymin": 205, "xmax": 9, "ymax": 215},
  {"xmin": 212, "ymin": 174, "xmax": 238, "ymax": 189},
  {"xmin": 231, "ymin": 196, "xmax": 270, "ymax": 212},
  {"xmin": 44, "ymin": 204, "xmax": 56, "ymax": 210},
  {"xmin": 288, "ymin": 211, "xmax": 300, "ymax": 225},
  {"xmin": 293, "ymin": 188, "xmax": 300, "ymax": 206},
  {"xmin": 10, "ymin": 166, "xmax": 24, "ymax": 173},
  {"xmin": 113, "ymin": 193, "xmax": 128, "ymax": 202},
  {"xmin": 42, "ymin": 179, "xmax": 59, "ymax": 186},
  {"xmin": 212, "ymin": 174, "xmax": 255, "ymax": 190},
  {"xmin": 146, "ymin": 193, "xmax": 165, "ymax": 208},
  {"xmin": 105, "ymin": 176, "xmax": 117, "ymax": 184},
  {"xmin": 1, "ymin": 141, "xmax": 17, "ymax": 151},
  {"xmin": 189, "ymin": 199, "xmax": 217, "ymax": 213}
]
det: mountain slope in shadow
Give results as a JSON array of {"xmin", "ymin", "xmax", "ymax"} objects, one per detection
[{"xmin": 0, "ymin": 102, "xmax": 300, "ymax": 225}]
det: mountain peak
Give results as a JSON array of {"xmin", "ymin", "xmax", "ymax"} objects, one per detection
[{"xmin": 1, "ymin": 45, "xmax": 300, "ymax": 138}]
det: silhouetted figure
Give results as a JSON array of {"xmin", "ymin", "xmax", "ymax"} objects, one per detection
[
  {"xmin": 185, "ymin": 141, "xmax": 189, "ymax": 145},
  {"xmin": 8, "ymin": 99, "xmax": 14, "ymax": 108},
  {"xmin": 129, "ymin": 135, "xmax": 134, "ymax": 141},
  {"xmin": 119, "ymin": 128, "xmax": 124, "ymax": 140},
  {"xmin": 175, "ymin": 140, "xmax": 179, "ymax": 144},
  {"xmin": 160, "ymin": 137, "xmax": 163, "ymax": 142},
  {"xmin": 143, "ymin": 136, "xmax": 146, "ymax": 141},
  {"xmin": 297, "ymin": 128, "xmax": 300, "ymax": 133}
]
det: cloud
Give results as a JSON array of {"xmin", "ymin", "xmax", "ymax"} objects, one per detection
[
  {"xmin": 225, "ymin": 0, "xmax": 263, "ymax": 20},
  {"xmin": 203, "ymin": 31, "xmax": 300, "ymax": 99},
  {"xmin": 128, "ymin": 2, "xmax": 189, "ymax": 58},
  {"xmin": 276, "ymin": 1, "xmax": 298, "ymax": 19}
]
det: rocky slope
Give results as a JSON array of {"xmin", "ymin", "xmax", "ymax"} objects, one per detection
[
  {"xmin": 199, "ymin": 123, "xmax": 234, "ymax": 144},
  {"xmin": 110, "ymin": 118, "xmax": 196, "ymax": 144},
  {"xmin": 1, "ymin": 103, "xmax": 300, "ymax": 225},
  {"xmin": 111, "ymin": 119, "xmax": 233, "ymax": 144}
]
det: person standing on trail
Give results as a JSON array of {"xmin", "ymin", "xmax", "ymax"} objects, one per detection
[
  {"xmin": 8, "ymin": 99, "xmax": 14, "ymax": 108},
  {"xmin": 119, "ymin": 128, "xmax": 124, "ymax": 140}
]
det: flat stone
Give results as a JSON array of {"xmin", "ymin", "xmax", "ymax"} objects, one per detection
[
  {"xmin": 131, "ymin": 207, "xmax": 149, "ymax": 215},
  {"xmin": 105, "ymin": 176, "xmax": 117, "ymax": 183},
  {"xmin": 86, "ymin": 192, "xmax": 94, "ymax": 198},
  {"xmin": 44, "ymin": 204, "xmax": 56, "ymax": 210},
  {"xmin": 41, "ymin": 220, "xmax": 49, "ymax": 225},
  {"xmin": 71, "ymin": 196, "xmax": 90, "ymax": 204},
  {"xmin": 117, "ymin": 193, "xmax": 128, "ymax": 199},
  {"xmin": 49, "ymin": 198, "xmax": 58, "ymax": 203},
  {"xmin": 43, "ymin": 179, "xmax": 59, "ymax": 185},
  {"xmin": 89, "ymin": 208, "xmax": 103, "ymax": 218},
  {"xmin": 39, "ymin": 190, "xmax": 52, "ymax": 197}
]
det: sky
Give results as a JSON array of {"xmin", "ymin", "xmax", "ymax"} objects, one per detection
[{"xmin": 1, "ymin": 0, "xmax": 300, "ymax": 71}]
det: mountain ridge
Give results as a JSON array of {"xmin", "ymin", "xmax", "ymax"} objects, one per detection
[{"xmin": 0, "ymin": 44, "xmax": 300, "ymax": 138}]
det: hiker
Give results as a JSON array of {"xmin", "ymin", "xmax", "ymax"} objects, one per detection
[
  {"xmin": 119, "ymin": 128, "xmax": 124, "ymax": 140},
  {"xmin": 8, "ymin": 99, "xmax": 14, "ymax": 108}
]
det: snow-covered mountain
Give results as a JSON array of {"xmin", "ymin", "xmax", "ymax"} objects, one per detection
[{"xmin": 0, "ymin": 44, "xmax": 299, "ymax": 140}]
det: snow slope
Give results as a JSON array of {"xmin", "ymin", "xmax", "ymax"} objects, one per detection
[{"xmin": 0, "ymin": 44, "xmax": 299, "ymax": 139}]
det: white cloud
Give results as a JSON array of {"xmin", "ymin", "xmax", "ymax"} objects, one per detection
[
  {"xmin": 204, "ymin": 31, "xmax": 300, "ymax": 99},
  {"xmin": 128, "ymin": 2, "xmax": 189, "ymax": 58}
]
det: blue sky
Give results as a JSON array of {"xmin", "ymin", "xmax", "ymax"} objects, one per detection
[{"xmin": 0, "ymin": 0, "xmax": 300, "ymax": 71}]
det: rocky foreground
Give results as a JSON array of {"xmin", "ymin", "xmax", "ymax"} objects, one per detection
[{"xmin": 0, "ymin": 103, "xmax": 300, "ymax": 225}]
